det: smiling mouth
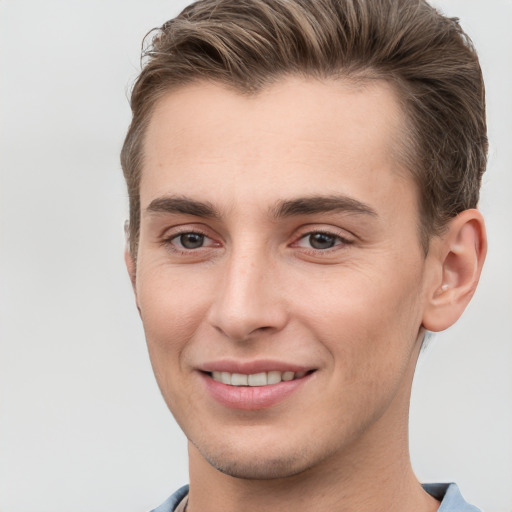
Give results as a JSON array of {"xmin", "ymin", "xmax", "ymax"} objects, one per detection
[{"xmin": 208, "ymin": 370, "xmax": 315, "ymax": 387}]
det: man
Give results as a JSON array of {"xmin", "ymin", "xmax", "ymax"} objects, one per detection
[{"xmin": 121, "ymin": 0, "xmax": 487, "ymax": 510}]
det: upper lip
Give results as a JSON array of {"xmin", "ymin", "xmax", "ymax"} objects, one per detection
[{"xmin": 198, "ymin": 359, "xmax": 314, "ymax": 374}]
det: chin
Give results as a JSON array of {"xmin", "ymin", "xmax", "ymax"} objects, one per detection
[{"xmin": 191, "ymin": 437, "xmax": 321, "ymax": 480}]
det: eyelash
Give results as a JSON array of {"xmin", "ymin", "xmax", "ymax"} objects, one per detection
[
  {"xmin": 293, "ymin": 230, "xmax": 353, "ymax": 253},
  {"xmin": 161, "ymin": 228, "xmax": 217, "ymax": 254},
  {"xmin": 161, "ymin": 228, "xmax": 352, "ymax": 255}
]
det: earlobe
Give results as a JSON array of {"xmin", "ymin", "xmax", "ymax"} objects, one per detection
[{"xmin": 422, "ymin": 209, "xmax": 487, "ymax": 332}]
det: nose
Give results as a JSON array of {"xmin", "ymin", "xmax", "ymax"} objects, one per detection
[{"xmin": 207, "ymin": 245, "xmax": 289, "ymax": 342}]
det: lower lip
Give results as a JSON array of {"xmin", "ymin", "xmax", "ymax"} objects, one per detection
[{"xmin": 201, "ymin": 372, "xmax": 313, "ymax": 410}]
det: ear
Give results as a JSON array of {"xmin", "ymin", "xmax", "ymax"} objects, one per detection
[
  {"xmin": 124, "ymin": 220, "xmax": 137, "ymax": 291},
  {"xmin": 422, "ymin": 209, "xmax": 487, "ymax": 332}
]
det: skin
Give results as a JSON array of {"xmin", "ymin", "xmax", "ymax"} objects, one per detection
[{"xmin": 126, "ymin": 77, "xmax": 486, "ymax": 512}]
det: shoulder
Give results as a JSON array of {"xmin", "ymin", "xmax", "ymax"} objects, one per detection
[
  {"xmin": 149, "ymin": 485, "xmax": 189, "ymax": 512},
  {"xmin": 422, "ymin": 483, "xmax": 481, "ymax": 512}
]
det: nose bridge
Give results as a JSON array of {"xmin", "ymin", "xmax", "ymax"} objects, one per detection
[{"xmin": 208, "ymin": 238, "xmax": 287, "ymax": 341}]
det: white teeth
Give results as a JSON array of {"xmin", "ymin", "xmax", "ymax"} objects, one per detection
[
  {"xmin": 231, "ymin": 373, "xmax": 248, "ymax": 386},
  {"xmin": 248, "ymin": 372, "xmax": 267, "ymax": 386},
  {"xmin": 267, "ymin": 370, "xmax": 282, "ymax": 385},
  {"xmin": 210, "ymin": 370, "xmax": 310, "ymax": 386}
]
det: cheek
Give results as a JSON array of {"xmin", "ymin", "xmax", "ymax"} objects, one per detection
[
  {"xmin": 299, "ymin": 264, "xmax": 424, "ymax": 376},
  {"xmin": 299, "ymin": 270, "xmax": 423, "ymax": 435},
  {"xmin": 136, "ymin": 268, "xmax": 211, "ymax": 363},
  {"xmin": 136, "ymin": 270, "xmax": 214, "ymax": 414}
]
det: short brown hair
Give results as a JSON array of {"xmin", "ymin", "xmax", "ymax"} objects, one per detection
[{"xmin": 121, "ymin": 0, "xmax": 487, "ymax": 257}]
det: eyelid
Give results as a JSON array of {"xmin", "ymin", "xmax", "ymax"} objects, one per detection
[
  {"xmin": 296, "ymin": 233, "xmax": 341, "ymax": 247},
  {"xmin": 159, "ymin": 224, "xmax": 222, "ymax": 250},
  {"xmin": 293, "ymin": 225, "xmax": 354, "ymax": 242},
  {"xmin": 159, "ymin": 222, "xmax": 215, "ymax": 240},
  {"xmin": 290, "ymin": 226, "xmax": 355, "ymax": 255},
  {"xmin": 171, "ymin": 232, "xmax": 213, "ymax": 248}
]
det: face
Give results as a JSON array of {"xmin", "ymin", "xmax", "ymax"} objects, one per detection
[{"xmin": 131, "ymin": 77, "xmax": 434, "ymax": 479}]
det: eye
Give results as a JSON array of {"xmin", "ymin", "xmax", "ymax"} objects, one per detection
[
  {"xmin": 160, "ymin": 227, "xmax": 222, "ymax": 260},
  {"xmin": 295, "ymin": 231, "xmax": 350, "ymax": 251},
  {"xmin": 306, "ymin": 232, "xmax": 338, "ymax": 250},
  {"xmin": 166, "ymin": 231, "xmax": 217, "ymax": 251},
  {"xmin": 176, "ymin": 232, "xmax": 206, "ymax": 249}
]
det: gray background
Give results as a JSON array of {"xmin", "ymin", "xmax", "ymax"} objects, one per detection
[{"xmin": 1, "ymin": 1, "xmax": 511, "ymax": 511}]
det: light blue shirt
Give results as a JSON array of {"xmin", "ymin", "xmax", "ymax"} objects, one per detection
[
  {"xmin": 423, "ymin": 483, "xmax": 481, "ymax": 511},
  {"xmin": 150, "ymin": 482, "xmax": 481, "ymax": 511}
]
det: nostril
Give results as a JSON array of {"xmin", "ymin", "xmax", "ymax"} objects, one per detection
[{"xmin": 254, "ymin": 325, "xmax": 272, "ymax": 332}]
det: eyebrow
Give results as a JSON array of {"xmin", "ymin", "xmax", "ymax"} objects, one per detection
[
  {"xmin": 271, "ymin": 195, "xmax": 378, "ymax": 219},
  {"xmin": 144, "ymin": 194, "xmax": 377, "ymax": 220},
  {"xmin": 145, "ymin": 196, "xmax": 220, "ymax": 219}
]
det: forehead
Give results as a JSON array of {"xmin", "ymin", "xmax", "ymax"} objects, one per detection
[{"xmin": 140, "ymin": 77, "xmax": 414, "ymax": 215}]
